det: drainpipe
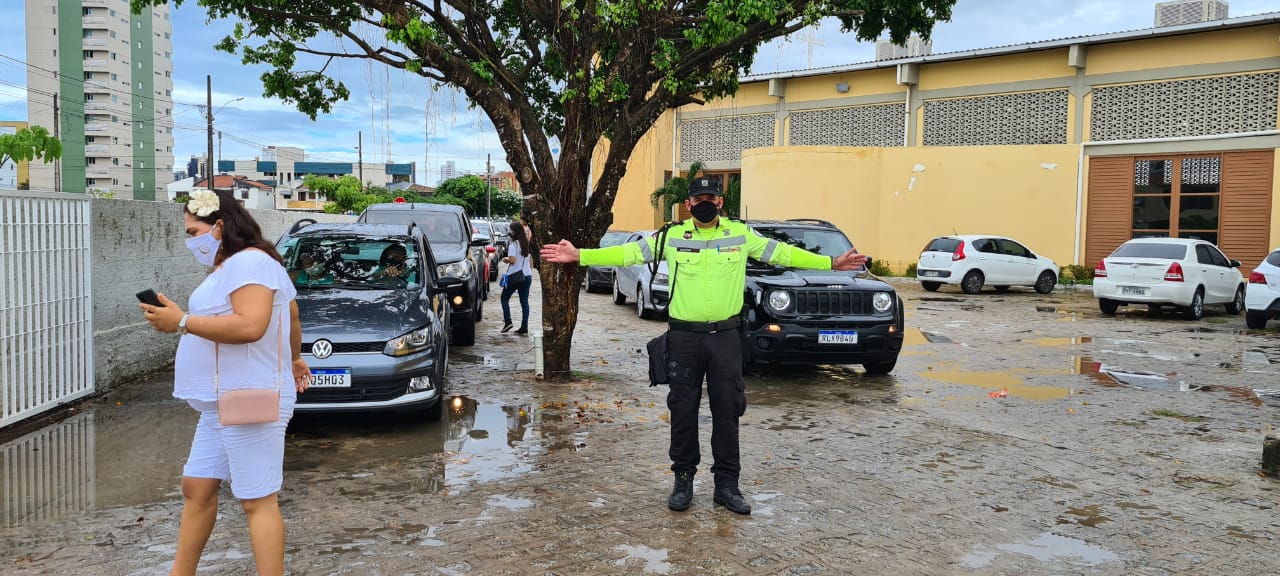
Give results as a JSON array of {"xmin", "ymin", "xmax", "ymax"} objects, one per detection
[
  {"xmin": 534, "ymin": 331, "xmax": 545, "ymax": 380},
  {"xmin": 1074, "ymin": 129, "xmax": 1280, "ymax": 265}
]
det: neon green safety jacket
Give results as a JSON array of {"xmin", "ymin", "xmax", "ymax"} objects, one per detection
[{"xmin": 578, "ymin": 219, "xmax": 833, "ymax": 322}]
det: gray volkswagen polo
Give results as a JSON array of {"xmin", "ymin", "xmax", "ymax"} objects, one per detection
[{"xmin": 277, "ymin": 221, "xmax": 456, "ymax": 419}]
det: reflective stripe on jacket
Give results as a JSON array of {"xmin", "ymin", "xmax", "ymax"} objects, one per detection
[{"xmin": 578, "ymin": 219, "xmax": 832, "ymax": 322}]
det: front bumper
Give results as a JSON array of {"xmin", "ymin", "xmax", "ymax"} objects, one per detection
[
  {"xmin": 745, "ymin": 320, "xmax": 903, "ymax": 364},
  {"xmin": 296, "ymin": 348, "xmax": 442, "ymax": 413}
]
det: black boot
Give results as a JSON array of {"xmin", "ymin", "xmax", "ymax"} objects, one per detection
[
  {"xmin": 668, "ymin": 472, "xmax": 694, "ymax": 511},
  {"xmin": 713, "ymin": 485, "xmax": 751, "ymax": 515}
]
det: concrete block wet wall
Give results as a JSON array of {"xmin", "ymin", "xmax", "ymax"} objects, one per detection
[{"xmin": 91, "ymin": 198, "xmax": 354, "ymax": 389}]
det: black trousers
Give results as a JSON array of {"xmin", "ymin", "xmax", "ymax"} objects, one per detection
[{"xmin": 665, "ymin": 329, "xmax": 747, "ymax": 488}]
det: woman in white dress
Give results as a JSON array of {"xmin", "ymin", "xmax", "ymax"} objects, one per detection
[{"xmin": 139, "ymin": 188, "xmax": 311, "ymax": 576}]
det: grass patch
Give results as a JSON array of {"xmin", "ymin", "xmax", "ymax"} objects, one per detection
[
  {"xmin": 1152, "ymin": 409, "xmax": 1208, "ymax": 423},
  {"xmin": 572, "ymin": 371, "xmax": 603, "ymax": 382},
  {"xmin": 1205, "ymin": 317, "xmax": 1228, "ymax": 324}
]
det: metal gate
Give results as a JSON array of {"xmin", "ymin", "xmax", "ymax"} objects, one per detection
[{"xmin": 0, "ymin": 190, "xmax": 94, "ymax": 429}]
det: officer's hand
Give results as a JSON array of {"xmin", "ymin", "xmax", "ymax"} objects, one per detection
[
  {"xmin": 832, "ymin": 248, "xmax": 870, "ymax": 271},
  {"xmin": 540, "ymin": 240, "xmax": 580, "ymax": 263}
]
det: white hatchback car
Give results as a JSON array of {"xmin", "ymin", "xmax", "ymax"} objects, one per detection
[
  {"xmin": 1244, "ymin": 247, "xmax": 1280, "ymax": 329},
  {"xmin": 915, "ymin": 235, "xmax": 1059, "ymax": 294},
  {"xmin": 1093, "ymin": 238, "xmax": 1245, "ymax": 320}
]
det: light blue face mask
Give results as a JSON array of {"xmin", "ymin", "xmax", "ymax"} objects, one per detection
[{"xmin": 186, "ymin": 230, "xmax": 221, "ymax": 267}]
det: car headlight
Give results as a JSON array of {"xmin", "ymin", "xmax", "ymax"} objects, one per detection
[
  {"xmin": 872, "ymin": 292, "xmax": 893, "ymax": 313},
  {"xmin": 768, "ymin": 291, "xmax": 791, "ymax": 311},
  {"xmin": 654, "ymin": 272, "xmax": 669, "ymax": 285},
  {"xmin": 384, "ymin": 326, "xmax": 432, "ymax": 357},
  {"xmin": 438, "ymin": 260, "xmax": 473, "ymax": 280}
]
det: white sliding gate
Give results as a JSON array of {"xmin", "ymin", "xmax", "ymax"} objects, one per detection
[{"xmin": 0, "ymin": 190, "xmax": 94, "ymax": 429}]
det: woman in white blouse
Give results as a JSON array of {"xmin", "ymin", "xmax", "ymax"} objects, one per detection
[{"xmin": 139, "ymin": 189, "xmax": 311, "ymax": 576}]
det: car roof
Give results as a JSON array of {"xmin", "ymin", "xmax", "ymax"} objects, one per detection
[
  {"xmin": 1120, "ymin": 238, "xmax": 1207, "ymax": 246},
  {"xmin": 930, "ymin": 234, "xmax": 1016, "ymax": 241},
  {"xmin": 363, "ymin": 202, "xmax": 466, "ymax": 214},
  {"xmin": 746, "ymin": 219, "xmax": 838, "ymax": 230},
  {"xmin": 286, "ymin": 222, "xmax": 417, "ymax": 239}
]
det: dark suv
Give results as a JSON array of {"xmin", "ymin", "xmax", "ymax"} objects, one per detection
[
  {"xmin": 276, "ymin": 220, "xmax": 455, "ymax": 419},
  {"xmin": 741, "ymin": 219, "xmax": 904, "ymax": 374},
  {"xmin": 358, "ymin": 203, "xmax": 489, "ymax": 345}
]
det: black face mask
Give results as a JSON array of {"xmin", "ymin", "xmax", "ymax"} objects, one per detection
[{"xmin": 690, "ymin": 200, "xmax": 719, "ymax": 223}]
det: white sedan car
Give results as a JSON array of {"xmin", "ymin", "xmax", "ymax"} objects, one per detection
[
  {"xmin": 1093, "ymin": 238, "xmax": 1245, "ymax": 320},
  {"xmin": 1244, "ymin": 247, "xmax": 1280, "ymax": 329},
  {"xmin": 915, "ymin": 235, "xmax": 1059, "ymax": 294},
  {"xmin": 611, "ymin": 230, "xmax": 669, "ymax": 320}
]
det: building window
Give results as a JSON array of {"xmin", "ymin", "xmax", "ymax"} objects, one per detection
[
  {"xmin": 110, "ymin": 31, "xmax": 115, "ymax": 39},
  {"xmin": 113, "ymin": 178, "xmax": 119, "ymax": 185},
  {"xmin": 136, "ymin": 20, "xmax": 141, "ymax": 29},
  {"xmin": 137, "ymin": 62, "xmax": 142, "ymax": 69},
  {"xmin": 136, "ymin": 41, "xmax": 141, "ymax": 49},
  {"xmin": 81, "ymin": 8, "xmax": 90, "ymax": 15},
  {"xmin": 112, "ymin": 158, "xmax": 119, "ymax": 165},
  {"xmin": 83, "ymin": 50, "xmax": 92, "ymax": 58},
  {"xmin": 140, "ymin": 161, "xmax": 145, "ymax": 169},
  {"xmin": 1132, "ymin": 156, "xmax": 1221, "ymax": 244},
  {"xmin": 111, "ymin": 73, "xmax": 117, "ymax": 80},
  {"xmin": 110, "ymin": 52, "xmax": 116, "ymax": 60},
  {"xmin": 240, "ymin": 190, "xmax": 249, "ymax": 200}
]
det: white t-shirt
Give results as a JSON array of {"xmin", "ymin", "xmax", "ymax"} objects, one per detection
[
  {"xmin": 507, "ymin": 241, "xmax": 533, "ymax": 277},
  {"xmin": 173, "ymin": 249, "xmax": 297, "ymax": 402}
]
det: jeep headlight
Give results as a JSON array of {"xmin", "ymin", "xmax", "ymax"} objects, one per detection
[
  {"xmin": 654, "ymin": 272, "xmax": 669, "ymax": 285},
  {"xmin": 385, "ymin": 326, "xmax": 432, "ymax": 357},
  {"xmin": 438, "ymin": 260, "xmax": 473, "ymax": 280},
  {"xmin": 872, "ymin": 292, "xmax": 893, "ymax": 313},
  {"xmin": 768, "ymin": 290, "xmax": 791, "ymax": 311}
]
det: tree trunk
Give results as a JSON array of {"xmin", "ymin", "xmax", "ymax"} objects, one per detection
[{"xmin": 536, "ymin": 263, "xmax": 585, "ymax": 381}]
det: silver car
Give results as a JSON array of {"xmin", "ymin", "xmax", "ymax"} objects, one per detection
[{"xmin": 610, "ymin": 230, "xmax": 669, "ymax": 320}]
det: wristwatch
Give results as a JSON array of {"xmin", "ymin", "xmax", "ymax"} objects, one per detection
[{"xmin": 177, "ymin": 314, "xmax": 190, "ymax": 336}]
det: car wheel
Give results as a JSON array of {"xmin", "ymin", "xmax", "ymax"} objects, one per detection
[
  {"xmin": 920, "ymin": 281, "xmax": 941, "ymax": 292},
  {"xmin": 1182, "ymin": 288, "xmax": 1204, "ymax": 320},
  {"xmin": 612, "ymin": 278, "xmax": 627, "ymax": 305},
  {"xmin": 453, "ymin": 315, "xmax": 476, "ymax": 346},
  {"xmin": 1246, "ymin": 309, "xmax": 1269, "ymax": 329},
  {"xmin": 1034, "ymin": 271, "xmax": 1056, "ymax": 294},
  {"xmin": 636, "ymin": 284, "xmax": 655, "ymax": 319},
  {"xmin": 863, "ymin": 357, "xmax": 897, "ymax": 375},
  {"xmin": 1099, "ymin": 298, "xmax": 1119, "ymax": 315},
  {"xmin": 961, "ymin": 270, "xmax": 984, "ymax": 294},
  {"xmin": 1225, "ymin": 286, "xmax": 1245, "ymax": 315}
]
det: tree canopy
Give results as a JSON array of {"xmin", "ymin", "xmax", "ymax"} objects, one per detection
[
  {"xmin": 0, "ymin": 125, "xmax": 62, "ymax": 174},
  {"xmin": 139, "ymin": 0, "xmax": 955, "ymax": 378}
]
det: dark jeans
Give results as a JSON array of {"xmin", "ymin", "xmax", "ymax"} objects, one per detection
[
  {"xmin": 665, "ymin": 328, "xmax": 746, "ymax": 489},
  {"xmin": 500, "ymin": 275, "xmax": 531, "ymax": 329}
]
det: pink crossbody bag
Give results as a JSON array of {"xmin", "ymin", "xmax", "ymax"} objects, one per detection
[{"xmin": 214, "ymin": 318, "xmax": 283, "ymax": 426}]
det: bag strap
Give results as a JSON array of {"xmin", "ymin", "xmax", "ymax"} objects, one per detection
[
  {"xmin": 647, "ymin": 222, "xmax": 678, "ymax": 313},
  {"xmin": 214, "ymin": 309, "xmax": 285, "ymax": 395}
]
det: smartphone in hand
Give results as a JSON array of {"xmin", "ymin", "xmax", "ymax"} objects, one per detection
[{"xmin": 135, "ymin": 289, "xmax": 164, "ymax": 307}]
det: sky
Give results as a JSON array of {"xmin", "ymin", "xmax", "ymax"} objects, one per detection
[{"xmin": 0, "ymin": 0, "xmax": 1276, "ymax": 185}]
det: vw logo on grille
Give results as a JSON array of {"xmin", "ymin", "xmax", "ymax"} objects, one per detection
[{"xmin": 311, "ymin": 339, "xmax": 334, "ymax": 359}]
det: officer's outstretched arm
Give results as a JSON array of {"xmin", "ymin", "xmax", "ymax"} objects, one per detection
[
  {"xmin": 745, "ymin": 228, "xmax": 833, "ymax": 270},
  {"xmin": 579, "ymin": 235, "xmax": 660, "ymax": 268}
]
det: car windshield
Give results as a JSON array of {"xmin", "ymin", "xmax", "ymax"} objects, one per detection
[
  {"xmin": 362, "ymin": 210, "xmax": 463, "ymax": 245},
  {"xmin": 1111, "ymin": 242, "xmax": 1188, "ymax": 260},
  {"xmin": 753, "ymin": 227, "xmax": 853, "ymax": 258},
  {"xmin": 600, "ymin": 231, "xmax": 630, "ymax": 247},
  {"xmin": 278, "ymin": 236, "xmax": 421, "ymax": 289},
  {"xmin": 924, "ymin": 238, "xmax": 962, "ymax": 253}
]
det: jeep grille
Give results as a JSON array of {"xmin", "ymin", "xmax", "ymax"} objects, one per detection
[{"xmin": 793, "ymin": 290, "xmax": 867, "ymax": 315}]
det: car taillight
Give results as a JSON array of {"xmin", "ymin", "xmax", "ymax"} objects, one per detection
[
  {"xmin": 952, "ymin": 242, "xmax": 966, "ymax": 262},
  {"xmin": 1094, "ymin": 260, "xmax": 1107, "ymax": 278},
  {"xmin": 1164, "ymin": 262, "xmax": 1184, "ymax": 282},
  {"xmin": 1250, "ymin": 271, "xmax": 1267, "ymax": 284}
]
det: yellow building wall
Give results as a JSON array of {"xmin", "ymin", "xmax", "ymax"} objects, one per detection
[
  {"xmin": 0, "ymin": 120, "xmax": 30, "ymax": 188},
  {"xmin": 1087, "ymin": 25, "xmax": 1280, "ymax": 76},
  {"xmin": 917, "ymin": 49, "xmax": 1074, "ymax": 90},
  {"xmin": 785, "ymin": 68, "xmax": 902, "ymax": 102},
  {"xmin": 685, "ymin": 82, "xmax": 775, "ymax": 113},
  {"xmin": 742, "ymin": 145, "xmax": 1081, "ymax": 272},
  {"xmin": 603, "ymin": 110, "xmax": 674, "ymax": 232}
]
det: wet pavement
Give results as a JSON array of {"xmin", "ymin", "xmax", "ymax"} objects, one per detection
[{"xmin": 2, "ymin": 278, "xmax": 1279, "ymax": 575}]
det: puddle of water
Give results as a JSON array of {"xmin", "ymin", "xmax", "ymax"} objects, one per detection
[
  {"xmin": 1062, "ymin": 504, "xmax": 1112, "ymax": 527},
  {"xmin": 1072, "ymin": 357, "xmax": 1192, "ymax": 391},
  {"xmin": 903, "ymin": 328, "xmax": 954, "ymax": 346},
  {"xmin": 0, "ymin": 391, "xmax": 585, "ymax": 529},
  {"xmin": 986, "ymin": 532, "xmax": 1119, "ymax": 566},
  {"xmin": 486, "ymin": 494, "xmax": 535, "ymax": 510},
  {"xmin": 1025, "ymin": 336, "xmax": 1093, "ymax": 347},
  {"xmin": 614, "ymin": 544, "xmax": 674, "ymax": 575},
  {"xmin": 1255, "ymin": 389, "xmax": 1280, "ymax": 407},
  {"xmin": 918, "ymin": 369, "xmax": 1071, "ymax": 400}
]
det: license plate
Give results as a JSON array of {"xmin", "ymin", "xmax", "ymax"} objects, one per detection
[
  {"xmin": 920, "ymin": 270, "xmax": 940, "ymax": 277},
  {"xmin": 818, "ymin": 330, "xmax": 858, "ymax": 344},
  {"xmin": 1120, "ymin": 286, "xmax": 1147, "ymax": 296},
  {"xmin": 310, "ymin": 368, "xmax": 352, "ymax": 388}
]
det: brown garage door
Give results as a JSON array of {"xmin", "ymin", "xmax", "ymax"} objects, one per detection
[{"xmin": 1085, "ymin": 151, "xmax": 1274, "ymax": 269}]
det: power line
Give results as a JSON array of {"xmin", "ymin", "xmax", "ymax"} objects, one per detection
[{"xmin": 0, "ymin": 53, "xmax": 197, "ymax": 109}]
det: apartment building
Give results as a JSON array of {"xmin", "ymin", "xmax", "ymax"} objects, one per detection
[{"xmin": 25, "ymin": 0, "xmax": 175, "ymax": 199}]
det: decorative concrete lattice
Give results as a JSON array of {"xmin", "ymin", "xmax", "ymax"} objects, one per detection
[
  {"xmin": 788, "ymin": 103, "xmax": 905, "ymax": 147},
  {"xmin": 1181, "ymin": 157, "xmax": 1220, "ymax": 186},
  {"xmin": 679, "ymin": 114, "xmax": 775, "ymax": 162},
  {"xmin": 922, "ymin": 90, "xmax": 1068, "ymax": 146},
  {"xmin": 1091, "ymin": 72, "xmax": 1280, "ymax": 141},
  {"xmin": 1134, "ymin": 159, "xmax": 1173, "ymax": 186}
]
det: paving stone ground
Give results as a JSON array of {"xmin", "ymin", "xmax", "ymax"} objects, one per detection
[{"xmin": 2, "ymin": 277, "xmax": 1278, "ymax": 575}]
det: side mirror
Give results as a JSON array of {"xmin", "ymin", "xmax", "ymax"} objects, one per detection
[
  {"xmin": 1230, "ymin": 259, "xmax": 1242, "ymax": 268},
  {"xmin": 862, "ymin": 258, "xmax": 873, "ymax": 272},
  {"xmin": 437, "ymin": 276, "xmax": 464, "ymax": 289}
]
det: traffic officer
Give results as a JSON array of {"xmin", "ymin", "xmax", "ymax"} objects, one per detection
[{"xmin": 540, "ymin": 178, "xmax": 869, "ymax": 514}]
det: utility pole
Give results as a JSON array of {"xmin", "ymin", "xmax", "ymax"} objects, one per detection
[
  {"xmin": 52, "ymin": 93, "xmax": 60, "ymax": 192},
  {"xmin": 485, "ymin": 153, "xmax": 492, "ymax": 219},
  {"xmin": 206, "ymin": 75, "xmax": 214, "ymax": 188},
  {"xmin": 357, "ymin": 130, "xmax": 363, "ymax": 191}
]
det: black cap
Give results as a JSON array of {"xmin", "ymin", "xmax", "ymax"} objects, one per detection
[{"xmin": 688, "ymin": 176, "xmax": 722, "ymax": 198}]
